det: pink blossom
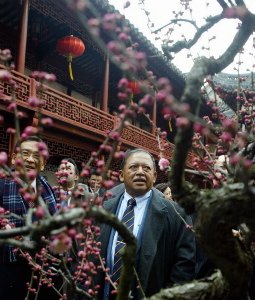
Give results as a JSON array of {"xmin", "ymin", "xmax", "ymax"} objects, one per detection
[
  {"xmin": 220, "ymin": 132, "xmax": 232, "ymax": 143},
  {"xmin": 242, "ymin": 159, "xmax": 252, "ymax": 169},
  {"xmin": 139, "ymin": 94, "xmax": 154, "ymax": 106},
  {"xmin": 80, "ymin": 168, "xmax": 90, "ymax": 177},
  {"xmin": 49, "ymin": 233, "xmax": 72, "ymax": 254},
  {"xmin": 229, "ymin": 154, "xmax": 241, "ymax": 166},
  {"xmin": 0, "ymin": 70, "xmax": 12, "ymax": 81},
  {"xmin": 108, "ymin": 131, "xmax": 120, "ymax": 140},
  {"xmin": 158, "ymin": 158, "xmax": 170, "ymax": 171},
  {"xmin": 7, "ymin": 102, "xmax": 16, "ymax": 112},
  {"xmin": 102, "ymin": 180, "xmax": 114, "ymax": 189},
  {"xmin": 68, "ymin": 229, "xmax": 77, "ymax": 238},
  {"xmin": 156, "ymin": 91, "xmax": 167, "ymax": 102},
  {"xmin": 0, "ymin": 49, "xmax": 12, "ymax": 61},
  {"xmin": 28, "ymin": 97, "xmax": 41, "ymax": 108},
  {"xmin": 27, "ymin": 170, "xmax": 37, "ymax": 181},
  {"xmin": 117, "ymin": 92, "xmax": 128, "ymax": 100},
  {"xmin": 17, "ymin": 111, "xmax": 26, "ymax": 119},
  {"xmin": 96, "ymin": 160, "xmax": 105, "ymax": 168},
  {"xmin": 37, "ymin": 142, "xmax": 49, "ymax": 159},
  {"xmin": 41, "ymin": 117, "xmax": 53, "ymax": 126},
  {"xmin": 6, "ymin": 127, "xmax": 16, "ymax": 134},
  {"xmin": 118, "ymin": 78, "xmax": 129, "ymax": 89},
  {"xmin": 114, "ymin": 151, "xmax": 125, "ymax": 159},
  {"xmin": 222, "ymin": 118, "xmax": 238, "ymax": 132},
  {"xmin": 118, "ymin": 32, "xmax": 129, "ymax": 41},
  {"xmin": 118, "ymin": 104, "xmax": 127, "ymax": 112},
  {"xmin": 35, "ymin": 206, "xmax": 45, "ymax": 219},
  {"xmin": 160, "ymin": 131, "xmax": 167, "ymax": 138},
  {"xmin": 0, "ymin": 152, "xmax": 8, "ymax": 166},
  {"xmin": 44, "ymin": 73, "xmax": 56, "ymax": 82},
  {"xmin": 176, "ymin": 117, "xmax": 190, "ymax": 129},
  {"xmin": 22, "ymin": 126, "xmax": 38, "ymax": 138}
]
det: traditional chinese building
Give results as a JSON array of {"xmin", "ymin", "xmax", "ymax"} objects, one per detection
[{"xmin": 0, "ymin": 0, "xmax": 205, "ymax": 185}]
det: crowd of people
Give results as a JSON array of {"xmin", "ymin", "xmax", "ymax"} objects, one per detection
[{"xmin": 0, "ymin": 136, "xmax": 240, "ymax": 300}]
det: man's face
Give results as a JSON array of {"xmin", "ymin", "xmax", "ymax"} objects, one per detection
[
  {"xmin": 163, "ymin": 187, "xmax": 172, "ymax": 200},
  {"xmin": 58, "ymin": 161, "xmax": 78, "ymax": 187},
  {"xmin": 119, "ymin": 152, "xmax": 157, "ymax": 197},
  {"xmin": 88, "ymin": 174, "xmax": 102, "ymax": 192},
  {"xmin": 11, "ymin": 141, "xmax": 45, "ymax": 175}
]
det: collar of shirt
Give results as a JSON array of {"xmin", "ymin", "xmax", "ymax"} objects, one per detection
[
  {"xmin": 122, "ymin": 189, "xmax": 152, "ymax": 208},
  {"xmin": 31, "ymin": 179, "xmax": 37, "ymax": 193}
]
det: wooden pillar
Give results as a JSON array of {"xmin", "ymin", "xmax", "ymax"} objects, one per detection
[
  {"xmin": 17, "ymin": 0, "xmax": 30, "ymax": 73},
  {"xmin": 101, "ymin": 54, "xmax": 109, "ymax": 112},
  {"xmin": 151, "ymin": 97, "xmax": 157, "ymax": 135},
  {"xmin": 8, "ymin": 133, "xmax": 16, "ymax": 160}
]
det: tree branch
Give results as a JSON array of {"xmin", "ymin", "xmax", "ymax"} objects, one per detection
[
  {"xmin": 0, "ymin": 207, "xmax": 137, "ymax": 300},
  {"xmin": 162, "ymin": 14, "xmax": 223, "ymax": 55},
  {"xmin": 170, "ymin": 8, "xmax": 255, "ymax": 212},
  {"xmin": 235, "ymin": 0, "xmax": 246, "ymax": 6},
  {"xmin": 148, "ymin": 270, "xmax": 228, "ymax": 300},
  {"xmin": 153, "ymin": 18, "xmax": 198, "ymax": 34},
  {"xmin": 217, "ymin": 0, "xmax": 229, "ymax": 9},
  {"xmin": 196, "ymin": 183, "xmax": 255, "ymax": 300}
]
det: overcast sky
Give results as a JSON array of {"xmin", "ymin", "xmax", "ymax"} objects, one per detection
[{"xmin": 108, "ymin": 0, "xmax": 255, "ymax": 74}]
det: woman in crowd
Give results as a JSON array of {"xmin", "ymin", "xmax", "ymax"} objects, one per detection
[{"xmin": 155, "ymin": 182, "xmax": 173, "ymax": 201}]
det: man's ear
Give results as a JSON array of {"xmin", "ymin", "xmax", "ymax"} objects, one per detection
[
  {"xmin": 153, "ymin": 171, "xmax": 157, "ymax": 184},
  {"xmin": 119, "ymin": 170, "xmax": 124, "ymax": 182},
  {"xmin": 40, "ymin": 159, "xmax": 46, "ymax": 171},
  {"xmin": 11, "ymin": 153, "xmax": 17, "ymax": 166}
]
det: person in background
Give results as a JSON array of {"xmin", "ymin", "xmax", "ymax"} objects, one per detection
[
  {"xmin": 154, "ymin": 182, "xmax": 173, "ymax": 200},
  {"xmin": 0, "ymin": 136, "xmax": 58, "ymax": 300},
  {"xmin": 56, "ymin": 158, "xmax": 88, "ymax": 206},
  {"xmin": 88, "ymin": 168, "xmax": 105, "ymax": 197}
]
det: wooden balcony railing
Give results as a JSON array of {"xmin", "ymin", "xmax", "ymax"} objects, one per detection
[
  {"xmin": 39, "ymin": 85, "xmax": 115, "ymax": 135},
  {"xmin": 0, "ymin": 65, "xmax": 207, "ymax": 170}
]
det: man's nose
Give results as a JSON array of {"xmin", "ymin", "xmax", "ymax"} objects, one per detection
[
  {"xmin": 26, "ymin": 154, "xmax": 35, "ymax": 162},
  {"xmin": 136, "ymin": 166, "xmax": 144, "ymax": 173}
]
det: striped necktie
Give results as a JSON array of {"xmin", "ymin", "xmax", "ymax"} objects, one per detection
[{"xmin": 111, "ymin": 198, "xmax": 136, "ymax": 284}]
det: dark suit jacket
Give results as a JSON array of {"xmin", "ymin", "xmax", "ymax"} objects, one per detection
[{"xmin": 97, "ymin": 184, "xmax": 196, "ymax": 299}]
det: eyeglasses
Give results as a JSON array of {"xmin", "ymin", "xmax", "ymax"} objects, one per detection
[{"xmin": 20, "ymin": 150, "xmax": 40, "ymax": 161}]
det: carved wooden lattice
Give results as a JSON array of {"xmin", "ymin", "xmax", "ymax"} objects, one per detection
[
  {"xmin": 45, "ymin": 139, "xmax": 91, "ymax": 164},
  {"xmin": 121, "ymin": 125, "xmax": 160, "ymax": 156},
  {"xmin": 40, "ymin": 86, "xmax": 114, "ymax": 134},
  {"xmin": 0, "ymin": 68, "xmax": 31, "ymax": 105},
  {"xmin": 0, "ymin": 126, "xmax": 9, "ymax": 152}
]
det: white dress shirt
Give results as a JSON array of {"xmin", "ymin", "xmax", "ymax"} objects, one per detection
[{"xmin": 111, "ymin": 190, "xmax": 152, "ymax": 266}]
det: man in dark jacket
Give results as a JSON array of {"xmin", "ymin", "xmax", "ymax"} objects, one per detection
[
  {"xmin": 0, "ymin": 136, "xmax": 58, "ymax": 300},
  {"xmin": 97, "ymin": 148, "xmax": 195, "ymax": 299}
]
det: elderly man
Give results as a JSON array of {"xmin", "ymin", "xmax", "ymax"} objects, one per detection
[
  {"xmin": 98, "ymin": 148, "xmax": 195, "ymax": 299},
  {"xmin": 0, "ymin": 136, "xmax": 57, "ymax": 300}
]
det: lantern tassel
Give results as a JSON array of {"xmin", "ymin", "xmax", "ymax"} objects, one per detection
[
  {"xmin": 67, "ymin": 55, "xmax": 74, "ymax": 81},
  {"xmin": 169, "ymin": 119, "xmax": 172, "ymax": 132},
  {"xmin": 68, "ymin": 61, "xmax": 74, "ymax": 81}
]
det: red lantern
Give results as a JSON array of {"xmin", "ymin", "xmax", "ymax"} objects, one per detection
[
  {"xmin": 128, "ymin": 81, "xmax": 141, "ymax": 95},
  {"xmin": 56, "ymin": 35, "xmax": 85, "ymax": 80}
]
